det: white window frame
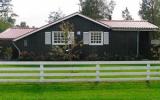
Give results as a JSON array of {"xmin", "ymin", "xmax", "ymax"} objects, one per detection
[
  {"xmin": 52, "ymin": 31, "xmax": 70, "ymax": 45},
  {"xmin": 89, "ymin": 31, "xmax": 103, "ymax": 45}
]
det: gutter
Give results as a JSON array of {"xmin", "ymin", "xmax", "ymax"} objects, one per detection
[
  {"xmin": 12, "ymin": 42, "xmax": 21, "ymax": 57},
  {"xmin": 112, "ymin": 28, "xmax": 159, "ymax": 31}
]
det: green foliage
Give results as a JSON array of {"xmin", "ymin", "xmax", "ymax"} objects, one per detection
[
  {"xmin": 139, "ymin": 0, "xmax": 160, "ymax": 26},
  {"xmin": 48, "ymin": 9, "xmax": 65, "ymax": 23},
  {"xmin": 48, "ymin": 42, "xmax": 83, "ymax": 61},
  {"xmin": 0, "ymin": 0, "xmax": 16, "ymax": 32},
  {"xmin": 18, "ymin": 51, "xmax": 35, "ymax": 61},
  {"xmin": 122, "ymin": 7, "xmax": 133, "ymax": 20},
  {"xmin": 150, "ymin": 46, "xmax": 160, "ymax": 60},
  {"xmin": 60, "ymin": 21, "xmax": 74, "ymax": 47},
  {"xmin": 3, "ymin": 47, "xmax": 12, "ymax": 60},
  {"xmin": 57, "ymin": 21, "xmax": 82, "ymax": 61},
  {"xmin": 139, "ymin": 0, "xmax": 160, "ymax": 59},
  {"xmin": 0, "ymin": 0, "xmax": 17, "ymax": 25},
  {"xmin": 0, "ymin": 19, "xmax": 12, "ymax": 32},
  {"xmin": 139, "ymin": 0, "xmax": 160, "ymax": 39},
  {"xmin": 79, "ymin": 0, "xmax": 116, "ymax": 19},
  {"xmin": 48, "ymin": 46, "xmax": 69, "ymax": 61}
]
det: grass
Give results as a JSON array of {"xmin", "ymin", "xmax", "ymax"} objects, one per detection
[{"xmin": 0, "ymin": 82, "xmax": 160, "ymax": 100}]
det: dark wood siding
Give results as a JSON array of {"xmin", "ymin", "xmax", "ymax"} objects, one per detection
[
  {"xmin": 15, "ymin": 15, "xmax": 150, "ymax": 60},
  {"xmin": 15, "ymin": 15, "xmax": 109, "ymax": 56},
  {"xmin": 139, "ymin": 31, "xmax": 150, "ymax": 58},
  {"xmin": 109, "ymin": 31, "xmax": 137, "ymax": 56}
]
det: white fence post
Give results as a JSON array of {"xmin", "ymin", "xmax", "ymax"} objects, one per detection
[
  {"xmin": 146, "ymin": 63, "xmax": 150, "ymax": 82},
  {"xmin": 40, "ymin": 64, "xmax": 44, "ymax": 82},
  {"xmin": 96, "ymin": 63, "xmax": 100, "ymax": 82}
]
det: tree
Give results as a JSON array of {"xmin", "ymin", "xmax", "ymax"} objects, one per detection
[
  {"xmin": 59, "ymin": 22, "xmax": 76, "ymax": 61},
  {"xmin": 0, "ymin": 18, "xmax": 11, "ymax": 32},
  {"xmin": 3, "ymin": 47, "xmax": 12, "ymax": 60},
  {"xmin": 79, "ymin": 0, "xmax": 116, "ymax": 20},
  {"xmin": 139, "ymin": 0, "xmax": 160, "ymax": 59},
  {"xmin": 100, "ymin": 0, "xmax": 116, "ymax": 19},
  {"xmin": 139, "ymin": 0, "xmax": 160, "ymax": 39},
  {"xmin": 122, "ymin": 7, "xmax": 133, "ymax": 20},
  {"xmin": 139, "ymin": 0, "xmax": 160, "ymax": 26},
  {"xmin": 0, "ymin": 0, "xmax": 17, "ymax": 32},
  {"xmin": 48, "ymin": 22, "xmax": 74, "ymax": 61},
  {"xmin": 48, "ymin": 22, "xmax": 83, "ymax": 61},
  {"xmin": 20, "ymin": 22, "xmax": 27, "ymax": 28},
  {"xmin": 48, "ymin": 9, "xmax": 65, "ymax": 23},
  {"xmin": 0, "ymin": 0, "xmax": 11, "ymax": 18},
  {"xmin": 0, "ymin": 0, "xmax": 17, "ymax": 25}
]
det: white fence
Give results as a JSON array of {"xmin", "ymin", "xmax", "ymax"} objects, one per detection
[{"xmin": 0, "ymin": 61, "xmax": 159, "ymax": 82}]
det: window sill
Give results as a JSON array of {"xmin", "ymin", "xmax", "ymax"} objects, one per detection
[
  {"xmin": 89, "ymin": 43, "xmax": 103, "ymax": 46},
  {"xmin": 52, "ymin": 43, "xmax": 69, "ymax": 45}
]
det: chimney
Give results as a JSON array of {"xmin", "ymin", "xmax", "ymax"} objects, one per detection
[
  {"xmin": 108, "ymin": 15, "xmax": 112, "ymax": 20},
  {"xmin": 20, "ymin": 22, "xmax": 27, "ymax": 28}
]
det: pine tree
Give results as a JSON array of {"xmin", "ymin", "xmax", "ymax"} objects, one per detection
[
  {"xmin": 122, "ymin": 7, "xmax": 133, "ymax": 20},
  {"xmin": 139, "ymin": 0, "xmax": 160, "ymax": 25},
  {"xmin": 79, "ymin": 0, "xmax": 116, "ymax": 20},
  {"xmin": 0, "ymin": 0, "xmax": 17, "ymax": 25},
  {"xmin": 48, "ymin": 9, "xmax": 65, "ymax": 23},
  {"xmin": 139, "ymin": 0, "xmax": 160, "ymax": 39}
]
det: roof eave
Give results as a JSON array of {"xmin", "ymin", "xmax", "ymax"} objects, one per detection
[
  {"xmin": 0, "ymin": 38, "xmax": 14, "ymax": 41},
  {"xmin": 112, "ymin": 28, "xmax": 159, "ymax": 31}
]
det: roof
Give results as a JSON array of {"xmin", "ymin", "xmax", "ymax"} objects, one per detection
[
  {"xmin": 0, "ymin": 12, "xmax": 159, "ymax": 41},
  {"xmin": 99, "ymin": 20, "xmax": 159, "ymax": 31},
  {"xmin": 0, "ymin": 28, "xmax": 35, "ymax": 40}
]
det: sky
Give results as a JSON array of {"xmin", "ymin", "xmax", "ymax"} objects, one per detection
[{"xmin": 12, "ymin": 0, "xmax": 142, "ymax": 27}]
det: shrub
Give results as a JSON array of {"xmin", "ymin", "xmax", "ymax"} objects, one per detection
[
  {"xmin": 19, "ymin": 51, "xmax": 35, "ymax": 61},
  {"xmin": 3, "ymin": 47, "xmax": 12, "ymax": 60}
]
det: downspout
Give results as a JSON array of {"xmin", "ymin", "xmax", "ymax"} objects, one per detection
[
  {"xmin": 12, "ymin": 42, "xmax": 21, "ymax": 58},
  {"xmin": 136, "ymin": 31, "xmax": 139, "ymax": 57}
]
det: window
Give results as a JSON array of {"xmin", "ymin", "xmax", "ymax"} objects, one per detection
[
  {"xmin": 24, "ymin": 40, "xmax": 28, "ymax": 47},
  {"xmin": 52, "ymin": 31, "xmax": 65, "ymax": 45},
  {"xmin": 52, "ymin": 31, "xmax": 75, "ymax": 45},
  {"xmin": 45, "ymin": 32, "xmax": 51, "ymax": 45},
  {"xmin": 89, "ymin": 31, "xmax": 103, "ymax": 45}
]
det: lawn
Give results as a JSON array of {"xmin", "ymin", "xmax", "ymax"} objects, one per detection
[{"xmin": 0, "ymin": 82, "xmax": 160, "ymax": 100}]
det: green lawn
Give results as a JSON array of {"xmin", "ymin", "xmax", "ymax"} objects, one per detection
[{"xmin": 0, "ymin": 82, "xmax": 160, "ymax": 100}]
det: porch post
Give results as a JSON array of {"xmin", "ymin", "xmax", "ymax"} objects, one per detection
[
  {"xmin": 12, "ymin": 42, "xmax": 21, "ymax": 57},
  {"xmin": 136, "ymin": 31, "xmax": 139, "ymax": 57}
]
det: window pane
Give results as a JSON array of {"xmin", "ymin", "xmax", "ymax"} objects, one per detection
[{"xmin": 90, "ymin": 32, "xmax": 103, "ymax": 45}]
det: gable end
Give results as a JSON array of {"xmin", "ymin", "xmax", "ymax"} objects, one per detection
[{"xmin": 13, "ymin": 12, "xmax": 110, "ymax": 41}]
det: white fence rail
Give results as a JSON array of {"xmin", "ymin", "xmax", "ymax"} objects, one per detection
[{"xmin": 0, "ymin": 61, "xmax": 159, "ymax": 82}]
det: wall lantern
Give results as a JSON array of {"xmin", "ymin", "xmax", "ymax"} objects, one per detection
[{"xmin": 77, "ymin": 31, "xmax": 81, "ymax": 35}]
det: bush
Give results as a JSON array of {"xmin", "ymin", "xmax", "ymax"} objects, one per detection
[
  {"xmin": 19, "ymin": 51, "xmax": 35, "ymax": 61},
  {"xmin": 3, "ymin": 47, "xmax": 12, "ymax": 60},
  {"xmin": 47, "ymin": 45, "xmax": 82, "ymax": 61}
]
